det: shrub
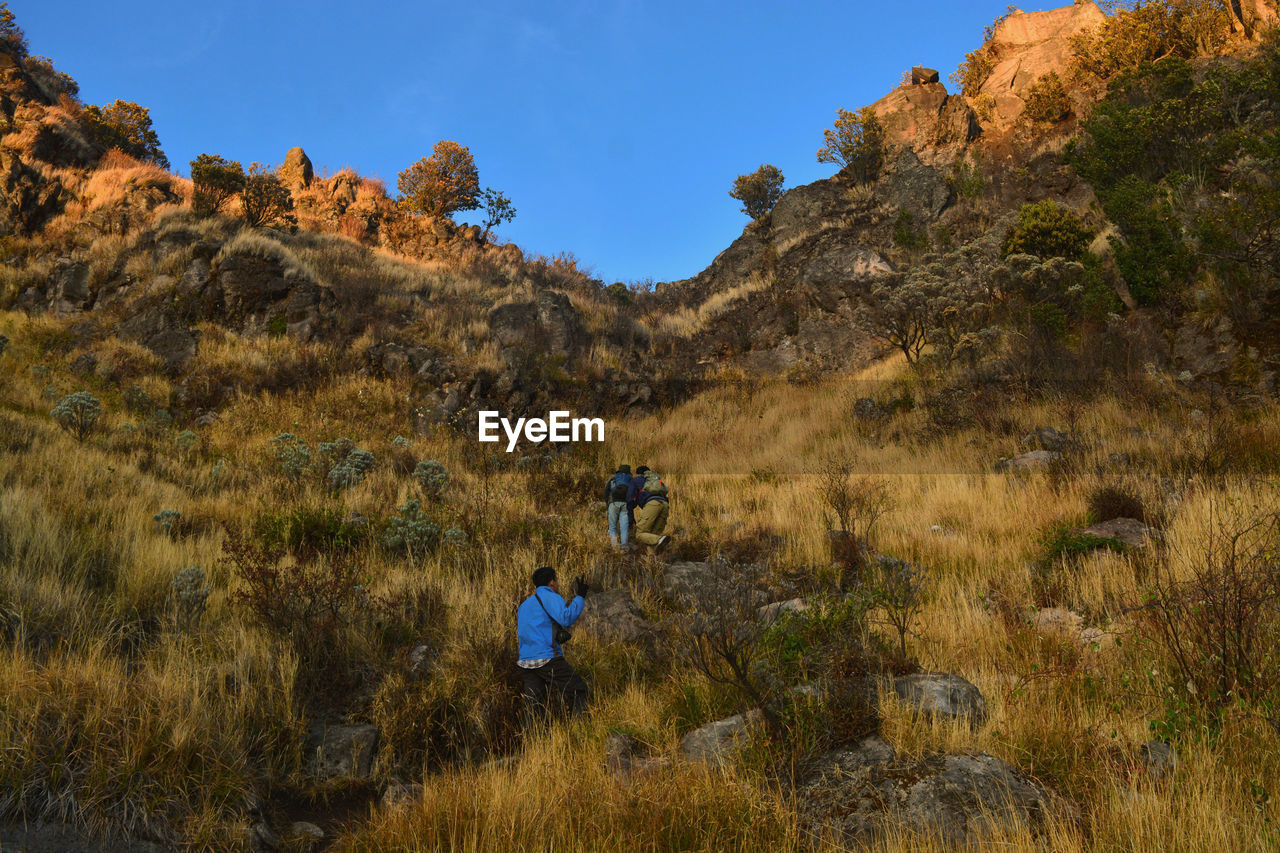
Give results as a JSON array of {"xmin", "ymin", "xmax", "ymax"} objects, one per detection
[
  {"xmin": 252, "ymin": 503, "xmax": 371, "ymax": 562},
  {"xmin": 82, "ymin": 100, "xmax": 169, "ymax": 169},
  {"xmin": 240, "ymin": 164, "xmax": 295, "ymax": 228},
  {"xmin": 1087, "ymin": 484, "xmax": 1146, "ymax": 523},
  {"xmin": 413, "ymin": 459, "xmax": 448, "ymax": 498},
  {"xmin": 951, "ymin": 46, "xmax": 996, "ymax": 97},
  {"xmin": 1070, "ymin": 0, "xmax": 1230, "ymax": 82},
  {"xmin": 327, "ymin": 447, "xmax": 375, "ymax": 492},
  {"xmin": 867, "ymin": 554, "xmax": 928, "ymax": 660},
  {"xmin": 269, "ymin": 432, "xmax": 311, "ymax": 482},
  {"xmin": 816, "ymin": 107, "xmax": 886, "ymax": 184},
  {"xmin": 171, "ymin": 565, "xmax": 210, "ymax": 630},
  {"xmin": 225, "ymin": 532, "xmax": 375, "ymax": 689},
  {"xmin": 50, "ymin": 391, "xmax": 101, "ymax": 442},
  {"xmin": 892, "ymin": 210, "xmax": 928, "ymax": 251},
  {"xmin": 1001, "ymin": 201, "xmax": 1092, "ymax": 261},
  {"xmin": 153, "ymin": 508, "xmax": 181, "ymax": 535},
  {"xmin": 397, "ymin": 140, "xmax": 481, "ymax": 219},
  {"xmin": 1143, "ymin": 502, "xmax": 1280, "ymax": 739},
  {"xmin": 1023, "ymin": 71, "xmax": 1071, "ymax": 123},
  {"xmin": 382, "ymin": 499, "xmax": 442, "ymax": 559},
  {"xmin": 189, "ymin": 153, "xmax": 245, "ymax": 216},
  {"xmin": 729, "ymin": 164, "xmax": 785, "ymax": 220},
  {"xmin": 0, "ymin": 333, "xmax": 9, "ymax": 356},
  {"xmin": 176, "ymin": 429, "xmax": 198, "ymax": 451}
]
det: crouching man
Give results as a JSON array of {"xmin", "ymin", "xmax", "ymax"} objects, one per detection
[{"xmin": 517, "ymin": 565, "xmax": 590, "ymax": 730}]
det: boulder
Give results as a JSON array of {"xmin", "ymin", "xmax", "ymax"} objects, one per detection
[
  {"xmin": 995, "ymin": 449, "xmax": 1061, "ymax": 472},
  {"xmin": 911, "ymin": 66, "xmax": 940, "ymax": 84},
  {"xmin": 891, "ymin": 673, "xmax": 986, "ymax": 726},
  {"xmin": 1074, "ymin": 518, "xmax": 1160, "ymax": 549},
  {"xmin": 799, "ymin": 745, "xmax": 1061, "ymax": 847},
  {"xmin": 680, "ymin": 710, "xmax": 762, "ymax": 767},
  {"xmin": 381, "ymin": 779, "xmax": 425, "ymax": 809},
  {"xmin": 307, "ymin": 723, "xmax": 379, "ymax": 781},
  {"xmin": 280, "ymin": 146, "xmax": 314, "ymax": 189},
  {"xmin": 576, "ymin": 587, "xmax": 662, "ymax": 648},
  {"xmin": 290, "ymin": 822, "xmax": 324, "ymax": 847}
]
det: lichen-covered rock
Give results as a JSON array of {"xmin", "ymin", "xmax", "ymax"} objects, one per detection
[
  {"xmin": 1074, "ymin": 518, "xmax": 1160, "ymax": 549},
  {"xmin": 799, "ymin": 745, "xmax": 1062, "ymax": 846},
  {"xmin": 307, "ymin": 723, "xmax": 379, "ymax": 781},
  {"xmin": 679, "ymin": 710, "xmax": 762, "ymax": 767},
  {"xmin": 995, "ymin": 449, "xmax": 1061, "ymax": 472},
  {"xmin": 891, "ymin": 672, "xmax": 986, "ymax": 725}
]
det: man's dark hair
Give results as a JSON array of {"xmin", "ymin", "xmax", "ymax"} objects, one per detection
[
  {"xmin": 636, "ymin": 465, "xmax": 650, "ymax": 476},
  {"xmin": 532, "ymin": 566, "xmax": 556, "ymax": 587}
]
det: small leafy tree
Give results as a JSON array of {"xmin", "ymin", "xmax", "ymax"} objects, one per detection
[
  {"xmin": 190, "ymin": 153, "xmax": 245, "ymax": 216},
  {"xmin": 729, "ymin": 163, "xmax": 785, "ymax": 220},
  {"xmin": 82, "ymin": 100, "xmax": 169, "ymax": 168},
  {"xmin": 240, "ymin": 163, "xmax": 295, "ymax": 227},
  {"xmin": 868, "ymin": 555, "xmax": 927, "ymax": 660},
  {"xmin": 397, "ymin": 140, "xmax": 481, "ymax": 219},
  {"xmin": 480, "ymin": 186, "xmax": 516, "ymax": 237},
  {"xmin": 817, "ymin": 107, "xmax": 886, "ymax": 184},
  {"xmin": 51, "ymin": 391, "xmax": 101, "ymax": 442}
]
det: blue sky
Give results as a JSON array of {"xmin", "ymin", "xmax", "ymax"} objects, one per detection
[{"xmin": 16, "ymin": 1, "xmax": 1049, "ymax": 284}]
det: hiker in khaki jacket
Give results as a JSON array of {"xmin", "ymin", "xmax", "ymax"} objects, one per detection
[{"xmin": 630, "ymin": 467, "xmax": 671, "ymax": 552}]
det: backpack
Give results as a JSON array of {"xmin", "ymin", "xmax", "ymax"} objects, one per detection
[
  {"xmin": 609, "ymin": 472, "xmax": 632, "ymax": 501},
  {"xmin": 643, "ymin": 470, "xmax": 668, "ymax": 497}
]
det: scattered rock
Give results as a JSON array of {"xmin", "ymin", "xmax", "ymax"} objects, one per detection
[
  {"xmin": 1139, "ymin": 741, "xmax": 1177, "ymax": 778},
  {"xmin": 1074, "ymin": 517, "xmax": 1160, "ymax": 550},
  {"xmin": 995, "ymin": 450, "xmax": 1061, "ymax": 472},
  {"xmin": 680, "ymin": 710, "xmax": 762, "ymax": 768},
  {"xmin": 799, "ymin": 746, "xmax": 1062, "ymax": 847},
  {"xmin": 758, "ymin": 597, "xmax": 809, "ymax": 623},
  {"xmin": 382, "ymin": 778, "xmax": 425, "ymax": 809},
  {"xmin": 891, "ymin": 673, "xmax": 986, "ymax": 726},
  {"xmin": 1024, "ymin": 425, "xmax": 1070, "ymax": 453},
  {"xmin": 576, "ymin": 587, "xmax": 662, "ymax": 648},
  {"xmin": 290, "ymin": 822, "xmax": 324, "ymax": 846},
  {"xmin": 307, "ymin": 723, "xmax": 379, "ymax": 781},
  {"xmin": 71, "ymin": 351, "xmax": 98, "ymax": 375}
]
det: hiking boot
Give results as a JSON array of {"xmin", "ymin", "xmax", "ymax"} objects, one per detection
[{"xmin": 655, "ymin": 535, "xmax": 671, "ymax": 553}]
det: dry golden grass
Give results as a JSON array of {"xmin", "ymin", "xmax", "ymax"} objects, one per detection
[{"xmin": 3, "ymin": 302, "xmax": 1280, "ymax": 851}]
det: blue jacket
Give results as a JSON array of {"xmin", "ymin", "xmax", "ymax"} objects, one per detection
[
  {"xmin": 517, "ymin": 586, "xmax": 584, "ymax": 661},
  {"xmin": 626, "ymin": 476, "xmax": 647, "ymax": 508},
  {"xmin": 636, "ymin": 491, "xmax": 668, "ymax": 508}
]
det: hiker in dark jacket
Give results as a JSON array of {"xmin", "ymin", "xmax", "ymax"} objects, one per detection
[
  {"xmin": 604, "ymin": 464, "xmax": 632, "ymax": 550},
  {"xmin": 516, "ymin": 566, "xmax": 589, "ymax": 729}
]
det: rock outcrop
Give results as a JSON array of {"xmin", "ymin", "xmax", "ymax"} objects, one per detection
[{"xmin": 978, "ymin": 3, "xmax": 1108, "ymax": 128}]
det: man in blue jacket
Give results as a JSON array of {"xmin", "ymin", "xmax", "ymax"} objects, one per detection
[{"xmin": 517, "ymin": 565, "xmax": 589, "ymax": 729}]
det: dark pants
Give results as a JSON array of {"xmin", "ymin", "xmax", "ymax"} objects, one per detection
[{"xmin": 521, "ymin": 657, "xmax": 589, "ymax": 729}]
